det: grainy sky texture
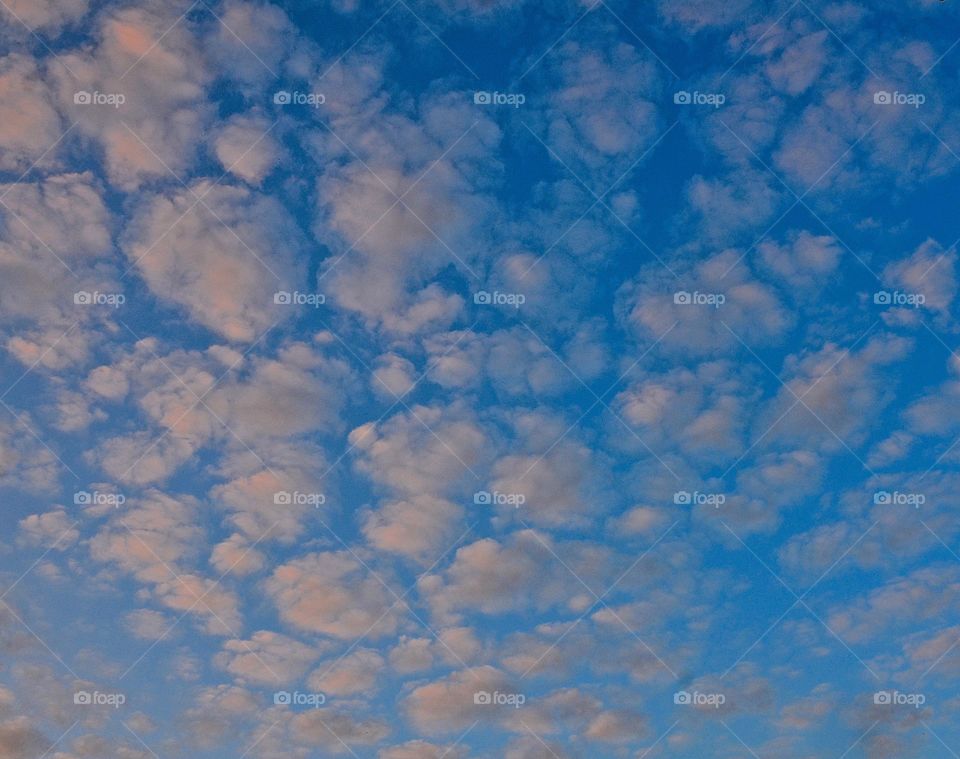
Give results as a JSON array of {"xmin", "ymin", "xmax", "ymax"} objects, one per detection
[{"xmin": 1, "ymin": 0, "xmax": 959, "ymax": 757}]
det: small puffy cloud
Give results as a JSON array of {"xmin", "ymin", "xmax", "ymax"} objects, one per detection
[
  {"xmin": 210, "ymin": 534, "xmax": 266, "ymax": 577},
  {"xmin": 402, "ymin": 665, "xmax": 518, "ymax": 735},
  {"xmin": 362, "ymin": 495, "xmax": 465, "ymax": 564},
  {"xmin": 379, "ymin": 740, "xmax": 467, "ymax": 759},
  {"xmin": 265, "ymin": 551, "xmax": 399, "ymax": 639},
  {"xmin": 215, "ymin": 630, "xmax": 319, "ymax": 686},
  {"xmin": 0, "ymin": 54, "xmax": 63, "ymax": 172},
  {"xmin": 123, "ymin": 182, "xmax": 307, "ymax": 341},
  {"xmin": 124, "ymin": 609, "xmax": 175, "ymax": 641},
  {"xmin": 49, "ymin": 5, "xmax": 213, "ymax": 189},
  {"xmin": 17, "ymin": 509, "xmax": 78, "ymax": 550},
  {"xmin": 620, "ymin": 249, "xmax": 792, "ymax": 355},
  {"xmin": 0, "ymin": 0, "xmax": 87, "ymax": 32},
  {"xmin": 0, "ymin": 172, "xmax": 111, "ymax": 259},
  {"xmin": 307, "ymin": 649, "xmax": 385, "ymax": 696},
  {"xmin": 757, "ymin": 231, "xmax": 842, "ymax": 292},
  {"xmin": 882, "ymin": 238, "xmax": 955, "ymax": 317},
  {"xmin": 212, "ymin": 113, "xmax": 283, "ymax": 184}
]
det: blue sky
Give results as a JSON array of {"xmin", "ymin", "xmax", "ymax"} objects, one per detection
[{"xmin": 1, "ymin": 0, "xmax": 960, "ymax": 757}]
